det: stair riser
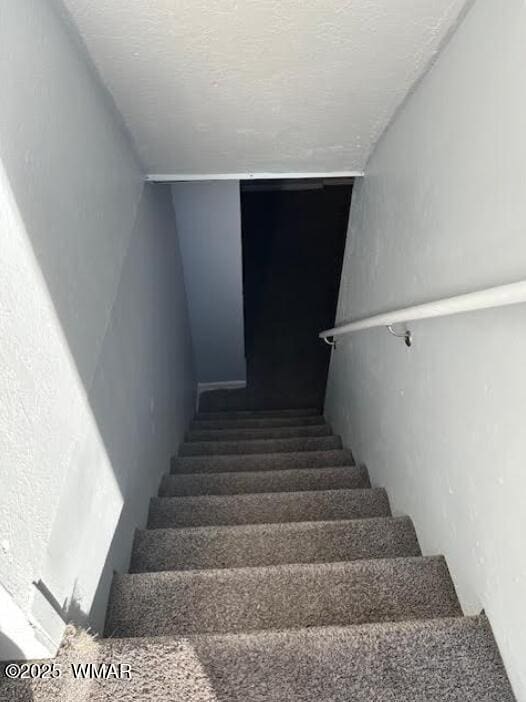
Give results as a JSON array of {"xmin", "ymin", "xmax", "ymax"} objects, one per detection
[
  {"xmin": 186, "ymin": 425, "xmax": 332, "ymax": 442},
  {"xmin": 171, "ymin": 449, "xmax": 354, "ymax": 474},
  {"xmin": 196, "ymin": 408, "xmax": 319, "ymax": 420},
  {"xmin": 105, "ymin": 557, "xmax": 461, "ymax": 637},
  {"xmin": 148, "ymin": 489, "xmax": 391, "ymax": 529},
  {"xmin": 190, "ymin": 416, "xmax": 326, "ymax": 430},
  {"xmin": 179, "ymin": 435, "xmax": 341, "ymax": 456},
  {"xmin": 130, "ymin": 517, "xmax": 421, "ymax": 572},
  {"xmin": 160, "ymin": 466, "xmax": 369, "ymax": 497}
]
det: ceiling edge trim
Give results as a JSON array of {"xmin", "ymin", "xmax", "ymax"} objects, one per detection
[{"xmin": 146, "ymin": 171, "xmax": 364, "ymax": 183}]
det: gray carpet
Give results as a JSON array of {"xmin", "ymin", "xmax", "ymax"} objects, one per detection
[
  {"xmin": 148, "ymin": 488, "xmax": 391, "ymax": 528},
  {"xmin": 196, "ymin": 409, "xmax": 319, "ymax": 420},
  {"xmin": 130, "ymin": 517, "xmax": 421, "ymax": 572},
  {"xmin": 2, "ymin": 409, "xmax": 515, "ymax": 701},
  {"xmin": 186, "ymin": 423, "xmax": 332, "ymax": 441},
  {"xmin": 105, "ymin": 556, "xmax": 461, "ymax": 637},
  {"xmin": 2, "ymin": 618, "xmax": 515, "ymax": 701},
  {"xmin": 171, "ymin": 448, "xmax": 354, "ymax": 474},
  {"xmin": 190, "ymin": 414, "xmax": 326, "ymax": 430},
  {"xmin": 178, "ymin": 434, "xmax": 342, "ymax": 456},
  {"xmin": 159, "ymin": 465, "xmax": 370, "ymax": 496}
]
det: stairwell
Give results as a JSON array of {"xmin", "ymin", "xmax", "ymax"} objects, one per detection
[{"xmin": 3, "ymin": 408, "xmax": 516, "ymax": 700}]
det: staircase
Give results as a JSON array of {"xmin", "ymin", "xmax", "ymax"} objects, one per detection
[{"xmin": 3, "ymin": 408, "xmax": 515, "ymax": 700}]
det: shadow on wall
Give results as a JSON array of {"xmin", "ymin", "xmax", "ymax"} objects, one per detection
[
  {"xmin": 0, "ymin": 163, "xmax": 195, "ymax": 647},
  {"xmin": 37, "ymin": 182, "xmax": 195, "ymax": 634},
  {"xmin": 0, "ymin": 0, "xmax": 193, "ymax": 656}
]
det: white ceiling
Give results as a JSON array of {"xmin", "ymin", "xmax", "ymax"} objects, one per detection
[{"xmin": 63, "ymin": 0, "xmax": 468, "ymax": 177}]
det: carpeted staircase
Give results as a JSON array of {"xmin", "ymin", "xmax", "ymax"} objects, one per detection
[{"xmin": 3, "ymin": 408, "xmax": 516, "ymax": 700}]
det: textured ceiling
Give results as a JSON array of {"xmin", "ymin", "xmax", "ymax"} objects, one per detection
[{"xmin": 62, "ymin": 0, "xmax": 468, "ymax": 176}]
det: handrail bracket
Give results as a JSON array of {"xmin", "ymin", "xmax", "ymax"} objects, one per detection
[{"xmin": 386, "ymin": 324, "xmax": 412, "ymax": 347}]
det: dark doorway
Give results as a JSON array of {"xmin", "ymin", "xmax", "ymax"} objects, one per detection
[
  {"xmin": 241, "ymin": 179, "xmax": 351, "ymax": 410},
  {"xmin": 200, "ymin": 179, "xmax": 352, "ymax": 412}
]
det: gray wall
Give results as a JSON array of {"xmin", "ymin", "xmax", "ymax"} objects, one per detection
[
  {"xmin": 0, "ymin": 0, "xmax": 195, "ymax": 657},
  {"xmin": 325, "ymin": 0, "xmax": 526, "ymax": 698},
  {"xmin": 172, "ymin": 181, "xmax": 246, "ymax": 385}
]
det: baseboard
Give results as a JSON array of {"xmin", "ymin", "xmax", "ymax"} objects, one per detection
[{"xmin": 196, "ymin": 380, "xmax": 247, "ymax": 411}]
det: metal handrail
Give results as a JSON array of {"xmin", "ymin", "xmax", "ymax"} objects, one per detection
[{"xmin": 320, "ymin": 280, "xmax": 526, "ymax": 345}]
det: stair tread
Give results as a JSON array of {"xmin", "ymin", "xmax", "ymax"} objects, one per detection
[
  {"xmin": 186, "ymin": 424, "xmax": 332, "ymax": 441},
  {"xmin": 160, "ymin": 465, "xmax": 369, "ymax": 496},
  {"xmin": 190, "ymin": 415, "xmax": 326, "ymax": 430},
  {"xmin": 179, "ymin": 435, "xmax": 341, "ymax": 456},
  {"xmin": 7, "ymin": 617, "xmax": 513, "ymax": 701},
  {"xmin": 196, "ymin": 408, "xmax": 320, "ymax": 420},
  {"xmin": 131, "ymin": 516, "xmax": 420, "ymax": 572},
  {"xmin": 101, "ymin": 617, "xmax": 516, "ymax": 701},
  {"xmin": 148, "ymin": 488, "xmax": 391, "ymax": 528},
  {"xmin": 105, "ymin": 556, "xmax": 461, "ymax": 637},
  {"xmin": 171, "ymin": 448, "xmax": 354, "ymax": 474}
]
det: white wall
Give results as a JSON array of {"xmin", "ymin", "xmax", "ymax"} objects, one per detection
[
  {"xmin": 172, "ymin": 181, "xmax": 246, "ymax": 385},
  {"xmin": 325, "ymin": 0, "xmax": 526, "ymax": 698},
  {"xmin": 0, "ymin": 0, "xmax": 195, "ymax": 657}
]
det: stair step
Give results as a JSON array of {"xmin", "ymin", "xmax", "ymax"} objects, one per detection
[
  {"xmin": 171, "ymin": 448, "xmax": 354, "ymax": 474},
  {"xmin": 196, "ymin": 408, "xmax": 319, "ymax": 420},
  {"xmin": 186, "ymin": 423, "xmax": 332, "ymax": 442},
  {"xmin": 160, "ymin": 465, "xmax": 370, "ymax": 496},
  {"xmin": 105, "ymin": 556, "xmax": 461, "ymax": 637},
  {"xmin": 65, "ymin": 617, "xmax": 514, "ymax": 701},
  {"xmin": 148, "ymin": 488, "xmax": 390, "ymax": 528},
  {"xmin": 131, "ymin": 516, "xmax": 421, "ymax": 572},
  {"xmin": 190, "ymin": 415, "xmax": 326, "ymax": 430},
  {"xmin": 178, "ymin": 435, "xmax": 341, "ymax": 456}
]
